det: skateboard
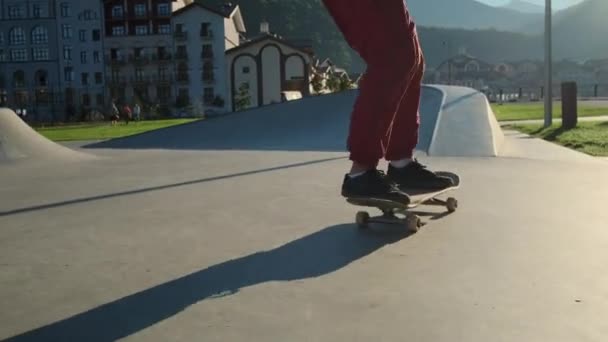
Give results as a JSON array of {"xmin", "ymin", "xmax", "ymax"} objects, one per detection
[{"xmin": 346, "ymin": 172, "xmax": 460, "ymax": 232}]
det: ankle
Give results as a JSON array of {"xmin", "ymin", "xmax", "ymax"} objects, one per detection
[{"xmin": 389, "ymin": 158, "xmax": 412, "ymax": 169}]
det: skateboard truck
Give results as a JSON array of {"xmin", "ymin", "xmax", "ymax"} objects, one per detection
[{"xmin": 348, "ymin": 172, "xmax": 460, "ymax": 232}]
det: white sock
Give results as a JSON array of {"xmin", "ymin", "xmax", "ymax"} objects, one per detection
[
  {"xmin": 390, "ymin": 158, "xmax": 412, "ymax": 169},
  {"xmin": 348, "ymin": 170, "xmax": 366, "ymax": 178}
]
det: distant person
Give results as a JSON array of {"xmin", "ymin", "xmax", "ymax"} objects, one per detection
[
  {"xmin": 110, "ymin": 101, "xmax": 120, "ymax": 125},
  {"xmin": 133, "ymin": 103, "xmax": 141, "ymax": 121},
  {"xmin": 321, "ymin": 0, "xmax": 454, "ymax": 203},
  {"xmin": 122, "ymin": 104, "xmax": 132, "ymax": 125}
]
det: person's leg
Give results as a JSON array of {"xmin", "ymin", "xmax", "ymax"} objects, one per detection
[
  {"xmin": 383, "ymin": 29, "xmax": 454, "ymax": 190},
  {"xmin": 322, "ymin": 0, "xmax": 417, "ymax": 201}
]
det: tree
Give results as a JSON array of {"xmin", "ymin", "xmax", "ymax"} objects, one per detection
[
  {"xmin": 311, "ymin": 72, "xmax": 324, "ymax": 94},
  {"xmin": 235, "ymin": 82, "xmax": 252, "ymax": 111}
]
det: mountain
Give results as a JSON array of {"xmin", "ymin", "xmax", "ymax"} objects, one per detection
[
  {"xmin": 553, "ymin": 0, "xmax": 608, "ymax": 60},
  {"xmin": 198, "ymin": 0, "xmax": 606, "ymax": 73},
  {"xmin": 502, "ymin": 0, "xmax": 544, "ymax": 13},
  {"xmin": 405, "ymin": 0, "xmax": 542, "ymax": 33}
]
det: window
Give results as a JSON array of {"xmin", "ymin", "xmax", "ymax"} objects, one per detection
[
  {"xmin": 158, "ymin": 3, "xmax": 170, "ymax": 16},
  {"xmin": 79, "ymin": 30, "xmax": 86, "ymax": 42},
  {"xmin": 35, "ymin": 70, "xmax": 48, "ymax": 87},
  {"xmin": 204, "ymin": 87, "xmax": 214, "ymax": 104},
  {"xmin": 96, "ymin": 94, "xmax": 104, "ymax": 106},
  {"xmin": 135, "ymin": 4, "xmax": 146, "ymax": 17},
  {"xmin": 93, "ymin": 51, "xmax": 100, "ymax": 63},
  {"xmin": 11, "ymin": 49, "xmax": 28, "ymax": 61},
  {"xmin": 32, "ymin": 4, "xmax": 41, "ymax": 18},
  {"xmin": 31, "ymin": 27, "xmax": 48, "ymax": 44},
  {"xmin": 243, "ymin": 66, "xmax": 250, "ymax": 74},
  {"xmin": 95, "ymin": 72, "xmax": 103, "ymax": 84},
  {"xmin": 0, "ymin": 50, "xmax": 5, "ymax": 62},
  {"xmin": 13, "ymin": 70, "xmax": 25, "ymax": 87},
  {"xmin": 175, "ymin": 24, "xmax": 184, "ymax": 33},
  {"xmin": 64, "ymin": 67, "xmax": 74, "ymax": 82},
  {"xmin": 83, "ymin": 10, "xmax": 93, "ymax": 20},
  {"xmin": 201, "ymin": 23, "xmax": 210, "ymax": 36},
  {"xmin": 9, "ymin": 28, "xmax": 26, "ymax": 45},
  {"xmin": 158, "ymin": 24, "xmax": 171, "ymax": 34},
  {"xmin": 81, "ymin": 73, "xmax": 88, "ymax": 85},
  {"xmin": 92, "ymin": 30, "xmax": 101, "ymax": 41},
  {"xmin": 60, "ymin": 3, "xmax": 70, "ymax": 17},
  {"xmin": 32, "ymin": 48, "xmax": 49, "ymax": 61},
  {"xmin": 80, "ymin": 51, "xmax": 87, "ymax": 63},
  {"xmin": 112, "ymin": 26, "xmax": 125, "ymax": 36},
  {"xmin": 135, "ymin": 25, "xmax": 148, "ymax": 35},
  {"xmin": 81, "ymin": 93, "xmax": 90, "ymax": 106},
  {"xmin": 135, "ymin": 68, "xmax": 145, "ymax": 81},
  {"xmin": 158, "ymin": 66, "xmax": 168, "ymax": 80},
  {"xmin": 112, "ymin": 6, "xmax": 123, "ymax": 18},
  {"xmin": 202, "ymin": 44, "xmax": 213, "ymax": 58},
  {"xmin": 157, "ymin": 85, "xmax": 170, "ymax": 102},
  {"xmin": 8, "ymin": 5, "xmax": 23, "ymax": 18},
  {"xmin": 62, "ymin": 25, "xmax": 73, "ymax": 39},
  {"xmin": 111, "ymin": 68, "xmax": 120, "ymax": 82},
  {"xmin": 63, "ymin": 46, "xmax": 72, "ymax": 60}
]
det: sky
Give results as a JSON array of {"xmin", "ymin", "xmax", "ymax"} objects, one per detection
[{"xmin": 478, "ymin": 0, "xmax": 585, "ymax": 9}]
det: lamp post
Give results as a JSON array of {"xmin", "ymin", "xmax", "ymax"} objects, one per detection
[{"xmin": 544, "ymin": 0, "xmax": 553, "ymax": 128}]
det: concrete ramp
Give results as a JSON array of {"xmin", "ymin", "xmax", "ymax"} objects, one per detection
[
  {"xmin": 427, "ymin": 85, "xmax": 504, "ymax": 157},
  {"xmin": 85, "ymin": 87, "xmax": 444, "ymax": 153},
  {"xmin": 0, "ymin": 108, "xmax": 91, "ymax": 163}
]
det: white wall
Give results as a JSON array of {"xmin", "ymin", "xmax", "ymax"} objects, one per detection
[
  {"xmin": 233, "ymin": 56, "xmax": 258, "ymax": 110},
  {"xmin": 227, "ymin": 39, "xmax": 313, "ymax": 111},
  {"xmin": 224, "ymin": 18, "xmax": 240, "ymax": 50},
  {"xmin": 173, "ymin": 7, "xmax": 228, "ymax": 112}
]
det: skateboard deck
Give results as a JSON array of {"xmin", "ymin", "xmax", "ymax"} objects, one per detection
[{"xmin": 346, "ymin": 172, "xmax": 460, "ymax": 232}]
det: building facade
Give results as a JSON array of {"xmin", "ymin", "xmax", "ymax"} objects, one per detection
[
  {"xmin": 0, "ymin": 0, "xmax": 104, "ymax": 121},
  {"xmin": 226, "ymin": 33, "xmax": 314, "ymax": 112},
  {"xmin": 102, "ymin": 0, "xmax": 176, "ymax": 114},
  {"xmin": 171, "ymin": 2, "xmax": 245, "ymax": 115}
]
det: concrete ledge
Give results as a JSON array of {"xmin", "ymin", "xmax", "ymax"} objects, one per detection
[{"xmin": 427, "ymin": 85, "xmax": 504, "ymax": 157}]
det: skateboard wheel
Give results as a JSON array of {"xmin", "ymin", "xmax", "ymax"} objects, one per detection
[
  {"xmin": 406, "ymin": 215, "xmax": 421, "ymax": 232},
  {"xmin": 446, "ymin": 197, "xmax": 458, "ymax": 213},
  {"xmin": 356, "ymin": 211, "xmax": 370, "ymax": 228}
]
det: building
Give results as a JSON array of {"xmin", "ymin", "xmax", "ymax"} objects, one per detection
[
  {"xmin": 226, "ymin": 24, "xmax": 314, "ymax": 111},
  {"xmin": 0, "ymin": 0, "xmax": 104, "ymax": 121},
  {"xmin": 102, "ymin": 0, "xmax": 177, "ymax": 114},
  {"xmin": 171, "ymin": 1, "xmax": 245, "ymax": 115},
  {"xmin": 59, "ymin": 1, "xmax": 106, "ymax": 120}
]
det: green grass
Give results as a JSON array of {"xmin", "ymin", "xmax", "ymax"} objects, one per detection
[
  {"xmin": 35, "ymin": 119, "xmax": 200, "ymax": 141},
  {"xmin": 491, "ymin": 102, "xmax": 608, "ymax": 121},
  {"xmin": 508, "ymin": 121, "xmax": 608, "ymax": 156}
]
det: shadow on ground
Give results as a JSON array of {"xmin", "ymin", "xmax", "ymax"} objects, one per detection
[
  {"xmin": 5, "ymin": 224, "xmax": 410, "ymax": 342},
  {"xmin": 82, "ymin": 88, "xmax": 442, "ymax": 153}
]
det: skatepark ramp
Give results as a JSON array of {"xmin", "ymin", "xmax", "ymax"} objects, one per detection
[
  {"xmin": 427, "ymin": 85, "xmax": 504, "ymax": 157},
  {"xmin": 85, "ymin": 85, "xmax": 502, "ymax": 157},
  {"xmin": 0, "ymin": 108, "xmax": 91, "ymax": 163}
]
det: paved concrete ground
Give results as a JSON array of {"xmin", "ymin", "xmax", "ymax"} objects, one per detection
[{"xmin": 2, "ymin": 91, "xmax": 608, "ymax": 341}]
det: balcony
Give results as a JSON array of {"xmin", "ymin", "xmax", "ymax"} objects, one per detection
[
  {"xmin": 201, "ymin": 51, "xmax": 214, "ymax": 60},
  {"xmin": 151, "ymin": 75, "xmax": 173, "ymax": 84},
  {"xmin": 129, "ymin": 54, "xmax": 149, "ymax": 65},
  {"xmin": 202, "ymin": 73, "xmax": 215, "ymax": 84},
  {"xmin": 174, "ymin": 52, "xmax": 188, "ymax": 60},
  {"xmin": 105, "ymin": 55, "xmax": 128, "ymax": 65},
  {"xmin": 107, "ymin": 76, "xmax": 128, "ymax": 85},
  {"xmin": 131, "ymin": 76, "xmax": 151, "ymax": 85},
  {"xmin": 200, "ymin": 30, "xmax": 214, "ymax": 40},
  {"xmin": 174, "ymin": 31, "xmax": 187, "ymax": 41},
  {"xmin": 176, "ymin": 74, "xmax": 189, "ymax": 83}
]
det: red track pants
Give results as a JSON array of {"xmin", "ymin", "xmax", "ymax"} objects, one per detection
[{"xmin": 322, "ymin": 0, "xmax": 425, "ymax": 168}]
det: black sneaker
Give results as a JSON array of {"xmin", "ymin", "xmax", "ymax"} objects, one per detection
[
  {"xmin": 387, "ymin": 159, "xmax": 454, "ymax": 190},
  {"xmin": 341, "ymin": 169, "xmax": 410, "ymax": 203}
]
